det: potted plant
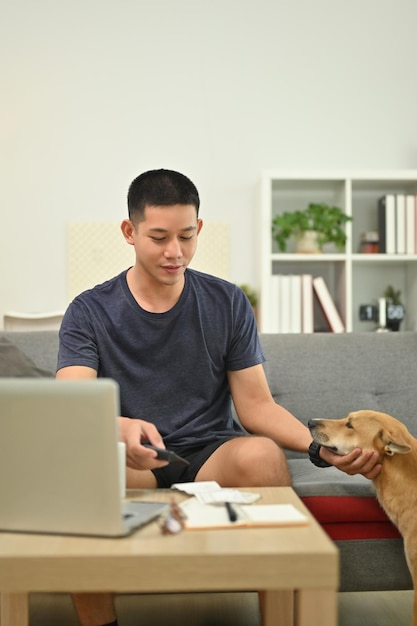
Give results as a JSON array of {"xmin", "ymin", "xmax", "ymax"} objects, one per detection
[
  {"xmin": 384, "ymin": 285, "xmax": 405, "ymax": 331},
  {"xmin": 271, "ymin": 202, "xmax": 352, "ymax": 253}
]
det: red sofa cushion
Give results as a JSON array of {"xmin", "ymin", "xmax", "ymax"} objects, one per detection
[{"xmin": 301, "ymin": 495, "xmax": 401, "ymax": 540}]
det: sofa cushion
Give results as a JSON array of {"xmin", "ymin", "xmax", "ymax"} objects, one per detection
[
  {"xmin": 0, "ymin": 338, "xmax": 54, "ymax": 377},
  {"xmin": 289, "ymin": 459, "xmax": 400, "ymax": 541},
  {"xmin": 337, "ymin": 538, "xmax": 412, "ymax": 591},
  {"xmin": 302, "ymin": 496, "xmax": 401, "ymax": 540},
  {"xmin": 289, "ymin": 459, "xmax": 373, "ymax": 497}
]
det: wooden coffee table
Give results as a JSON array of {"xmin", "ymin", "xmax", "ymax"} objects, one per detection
[{"xmin": 0, "ymin": 487, "xmax": 338, "ymax": 626}]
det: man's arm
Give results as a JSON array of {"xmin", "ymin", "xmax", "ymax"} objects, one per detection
[
  {"xmin": 56, "ymin": 366, "xmax": 167, "ymax": 470},
  {"xmin": 229, "ymin": 364, "xmax": 311, "ymax": 451},
  {"xmin": 56, "ymin": 365, "xmax": 97, "ymax": 380},
  {"xmin": 228, "ymin": 364, "xmax": 381, "ymax": 479}
]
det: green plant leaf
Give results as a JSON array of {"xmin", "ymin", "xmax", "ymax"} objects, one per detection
[{"xmin": 271, "ymin": 202, "xmax": 352, "ymax": 252}]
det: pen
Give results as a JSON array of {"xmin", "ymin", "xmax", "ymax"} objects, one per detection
[{"xmin": 225, "ymin": 501, "xmax": 238, "ymax": 522}]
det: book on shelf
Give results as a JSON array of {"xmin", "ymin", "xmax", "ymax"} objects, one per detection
[
  {"xmin": 269, "ymin": 273, "xmax": 344, "ymax": 334},
  {"xmin": 269, "ymin": 275, "xmax": 281, "ymax": 333},
  {"xmin": 312, "ymin": 276, "xmax": 345, "ymax": 333},
  {"xmin": 270, "ymin": 274, "xmax": 305, "ymax": 334},
  {"xmin": 180, "ymin": 496, "xmax": 309, "ymax": 530},
  {"xmin": 289, "ymin": 274, "xmax": 302, "ymax": 333},
  {"xmin": 378, "ymin": 194, "xmax": 396, "ymax": 254},
  {"xmin": 269, "ymin": 273, "xmax": 332, "ymax": 334},
  {"xmin": 378, "ymin": 193, "xmax": 417, "ymax": 255},
  {"xmin": 405, "ymin": 194, "xmax": 416, "ymax": 254},
  {"xmin": 396, "ymin": 194, "xmax": 406, "ymax": 255},
  {"xmin": 278, "ymin": 274, "xmax": 291, "ymax": 333},
  {"xmin": 301, "ymin": 274, "xmax": 314, "ymax": 333}
]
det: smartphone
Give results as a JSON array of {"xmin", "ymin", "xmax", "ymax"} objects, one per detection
[{"xmin": 142, "ymin": 443, "xmax": 190, "ymax": 466}]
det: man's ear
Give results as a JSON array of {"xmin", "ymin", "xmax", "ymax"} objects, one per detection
[
  {"xmin": 197, "ymin": 218, "xmax": 203, "ymax": 235},
  {"xmin": 121, "ymin": 219, "xmax": 135, "ymax": 245}
]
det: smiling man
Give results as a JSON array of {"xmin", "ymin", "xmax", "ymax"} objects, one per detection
[{"xmin": 56, "ymin": 169, "xmax": 380, "ymax": 626}]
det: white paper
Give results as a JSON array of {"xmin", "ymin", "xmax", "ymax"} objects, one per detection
[
  {"xmin": 171, "ymin": 481, "xmax": 260, "ymax": 504},
  {"xmin": 196, "ymin": 490, "xmax": 261, "ymax": 504},
  {"xmin": 171, "ymin": 481, "xmax": 221, "ymax": 494}
]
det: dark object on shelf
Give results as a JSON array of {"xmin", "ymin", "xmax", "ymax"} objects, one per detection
[
  {"xmin": 359, "ymin": 304, "xmax": 378, "ymax": 322},
  {"xmin": 359, "ymin": 231, "xmax": 379, "ymax": 254},
  {"xmin": 386, "ymin": 303, "xmax": 405, "ymax": 331},
  {"xmin": 384, "ymin": 285, "xmax": 405, "ymax": 331}
]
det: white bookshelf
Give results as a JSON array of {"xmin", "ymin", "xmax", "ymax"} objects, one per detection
[{"xmin": 258, "ymin": 171, "xmax": 417, "ymax": 333}]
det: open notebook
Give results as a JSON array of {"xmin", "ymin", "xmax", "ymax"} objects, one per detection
[
  {"xmin": 0, "ymin": 378, "xmax": 168, "ymax": 537},
  {"xmin": 180, "ymin": 497, "xmax": 309, "ymax": 530}
]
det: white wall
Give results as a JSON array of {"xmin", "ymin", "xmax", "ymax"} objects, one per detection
[{"xmin": 1, "ymin": 0, "xmax": 417, "ymax": 324}]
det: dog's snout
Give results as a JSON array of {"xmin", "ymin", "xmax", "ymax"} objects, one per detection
[
  {"xmin": 308, "ymin": 419, "xmax": 331, "ymax": 446},
  {"xmin": 308, "ymin": 419, "xmax": 321, "ymax": 431}
]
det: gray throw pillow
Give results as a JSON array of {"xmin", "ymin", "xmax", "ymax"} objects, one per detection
[{"xmin": 0, "ymin": 338, "xmax": 54, "ymax": 377}]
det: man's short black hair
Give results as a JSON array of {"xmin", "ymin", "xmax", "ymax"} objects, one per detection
[{"xmin": 127, "ymin": 169, "xmax": 200, "ymax": 221}]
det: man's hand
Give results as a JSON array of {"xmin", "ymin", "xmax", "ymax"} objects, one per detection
[
  {"xmin": 320, "ymin": 446, "xmax": 382, "ymax": 480},
  {"xmin": 119, "ymin": 416, "xmax": 169, "ymax": 470}
]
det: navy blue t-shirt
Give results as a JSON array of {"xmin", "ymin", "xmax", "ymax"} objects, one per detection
[{"xmin": 57, "ymin": 268, "xmax": 265, "ymax": 447}]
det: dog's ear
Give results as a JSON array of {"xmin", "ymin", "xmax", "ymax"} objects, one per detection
[
  {"xmin": 384, "ymin": 441, "xmax": 411, "ymax": 456},
  {"xmin": 379, "ymin": 425, "xmax": 412, "ymax": 456}
]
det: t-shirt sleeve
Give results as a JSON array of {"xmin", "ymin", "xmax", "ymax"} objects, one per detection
[
  {"xmin": 225, "ymin": 288, "xmax": 265, "ymax": 372},
  {"xmin": 57, "ymin": 298, "xmax": 100, "ymax": 372}
]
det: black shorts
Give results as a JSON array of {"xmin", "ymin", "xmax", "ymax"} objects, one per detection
[{"xmin": 151, "ymin": 436, "xmax": 243, "ymax": 488}]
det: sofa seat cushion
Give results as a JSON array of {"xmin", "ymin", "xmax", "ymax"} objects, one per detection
[
  {"xmin": 289, "ymin": 459, "xmax": 374, "ymax": 496},
  {"xmin": 288, "ymin": 458, "xmax": 400, "ymax": 541},
  {"xmin": 301, "ymin": 496, "xmax": 401, "ymax": 540}
]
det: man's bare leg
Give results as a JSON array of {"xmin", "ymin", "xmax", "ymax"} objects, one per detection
[
  {"xmin": 71, "ymin": 469, "xmax": 157, "ymax": 626},
  {"xmin": 196, "ymin": 436, "xmax": 291, "ymax": 486}
]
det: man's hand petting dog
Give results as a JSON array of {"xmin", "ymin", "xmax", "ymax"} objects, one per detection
[{"xmin": 320, "ymin": 446, "xmax": 382, "ymax": 479}]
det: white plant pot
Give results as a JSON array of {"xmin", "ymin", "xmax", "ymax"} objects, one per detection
[{"xmin": 295, "ymin": 230, "xmax": 322, "ymax": 253}]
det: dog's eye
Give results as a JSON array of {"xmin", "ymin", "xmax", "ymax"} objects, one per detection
[{"xmin": 345, "ymin": 421, "xmax": 354, "ymax": 429}]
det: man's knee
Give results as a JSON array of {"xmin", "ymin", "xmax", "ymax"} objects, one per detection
[
  {"xmin": 215, "ymin": 437, "xmax": 290, "ymax": 487},
  {"xmin": 242, "ymin": 437, "xmax": 291, "ymax": 486},
  {"xmin": 197, "ymin": 436, "xmax": 291, "ymax": 487}
]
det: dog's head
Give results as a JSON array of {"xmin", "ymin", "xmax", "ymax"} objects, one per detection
[{"xmin": 308, "ymin": 410, "xmax": 412, "ymax": 457}]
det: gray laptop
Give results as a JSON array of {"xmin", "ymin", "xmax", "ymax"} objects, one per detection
[{"xmin": 0, "ymin": 378, "xmax": 168, "ymax": 537}]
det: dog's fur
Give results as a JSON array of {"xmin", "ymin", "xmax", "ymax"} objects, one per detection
[{"xmin": 309, "ymin": 410, "xmax": 417, "ymax": 626}]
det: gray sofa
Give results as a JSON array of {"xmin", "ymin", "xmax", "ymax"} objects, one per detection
[{"xmin": 0, "ymin": 330, "xmax": 415, "ymax": 593}]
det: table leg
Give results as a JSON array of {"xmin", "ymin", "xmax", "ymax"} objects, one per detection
[
  {"xmin": 1, "ymin": 592, "xmax": 29, "ymax": 626},
  {"xmin": 259, "ymin": 589, "xmax": 294, "ymax": 626},
  {"xmin": 295, "ymin": 588, "xmax": 337, "ymax": 626}
]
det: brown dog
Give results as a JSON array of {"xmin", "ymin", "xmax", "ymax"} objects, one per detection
[{"xmin": 309, "ymin": 410, "xmax": 417, "ymax": 626}]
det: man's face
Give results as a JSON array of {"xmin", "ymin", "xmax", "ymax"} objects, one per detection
[{"xmin": 122, "ymin": 204, "xmax": 203, "ymax": 287}]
